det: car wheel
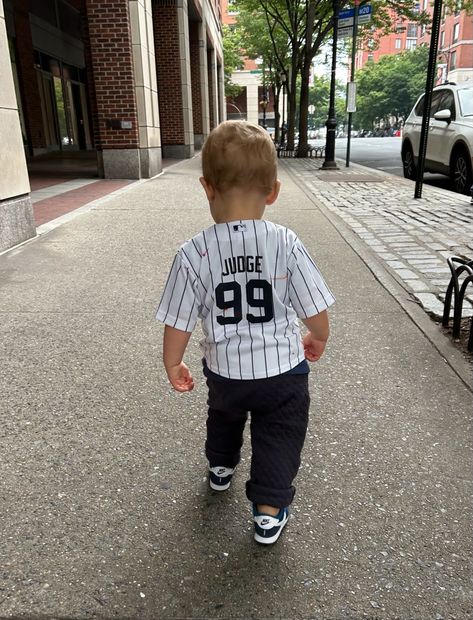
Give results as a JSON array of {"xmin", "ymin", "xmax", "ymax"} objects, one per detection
[
  {"xmin": 402, "ymin": 144, "xmax": 416, "ymax": 180},
  {"xmin": 451, "ymin": 149, "xmax": 473, "ymax": 194}
]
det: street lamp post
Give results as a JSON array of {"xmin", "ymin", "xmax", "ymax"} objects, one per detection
[
  {"xmin": 322, "ymin": 0, "xmax": 340, "ymax": 170},
  {"xmin": 260, "ymin": 93, "xmax": 268, "ymax": 130}
]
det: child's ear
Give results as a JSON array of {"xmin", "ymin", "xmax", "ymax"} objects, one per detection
[
  {"xmin": 265, "ymin": 180, "xmax": 281, "ymax": 206},
  {"xmin": 200, "ymin": 177, "xmax": 215, "ymax": 202}
]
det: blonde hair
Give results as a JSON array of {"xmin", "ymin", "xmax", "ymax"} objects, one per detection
[{"xmin": 201, "ymin": 121, "xmax": 277, "ymax": 194}]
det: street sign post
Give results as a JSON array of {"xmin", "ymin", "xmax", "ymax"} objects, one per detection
[{"xmin": 346, "ymin": 82, "xmax": 357, "ymax": 113}]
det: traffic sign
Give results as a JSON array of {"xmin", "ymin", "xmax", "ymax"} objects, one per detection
[{"xmin": 338, "ymin": 4, "xmax": 372, "ymax": 28}]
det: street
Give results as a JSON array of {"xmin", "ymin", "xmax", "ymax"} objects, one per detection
[{"xmin": 309, "ymin": 136, "xmax": 456, "ymax": 193}]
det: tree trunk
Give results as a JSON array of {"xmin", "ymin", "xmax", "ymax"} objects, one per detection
[
  {"xmin": 297, "ymin": 60, "xmax": 311, "ymax": 157},
  {"xmin": 297, "ymin": 1, "xmax": 316, "ymax": 158},
  {"xmin": 286, "ymin": 61, "xmax": 298, "ymax": 150}
]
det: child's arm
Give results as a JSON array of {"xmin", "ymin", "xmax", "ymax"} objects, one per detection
[
  {"xmin": 301, "ymin": 310, "xmax": 330, "ymax": 362},
  {"xmin": 163, "ymin": 325, "xmax": 194, "ymax": 392}
]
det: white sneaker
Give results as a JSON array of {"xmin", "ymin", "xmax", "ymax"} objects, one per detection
[
  {"xmin": 253, "ymin": 505, "xmax": 289, "ymax": 544},
  {"xmin": 208, "ymin": 465, "xmax": 235, "ymax": 491}
]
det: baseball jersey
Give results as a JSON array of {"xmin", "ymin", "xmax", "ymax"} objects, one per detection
[{"xmin": 156, "ymin": 219, "xmax": 335, "ymax": 380}]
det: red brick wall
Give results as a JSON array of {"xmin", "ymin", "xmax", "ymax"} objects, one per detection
[
  {"xmin": 189, "ymin": 22, "xmax": 202, "ymax": 135},
  {"xmin": 13, "ymin": 0, "xmax": 45, "ymax": 153},
  {"xmin": 84, "ymin": 0, "xmax": 139, "ymax": 150},
  {"xmin": 153, "ymin": 1, "xmax": 185, "ymax": 145}
]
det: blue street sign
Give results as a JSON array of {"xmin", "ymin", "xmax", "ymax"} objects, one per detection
[{"xmin": 339, "ymin": 4, "xmax": 372, "ymax": 28}]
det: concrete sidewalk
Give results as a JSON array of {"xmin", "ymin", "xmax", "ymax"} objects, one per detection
[{"xmin": 0, "ymin": 157, "xmax": 472, "ymax": 619}]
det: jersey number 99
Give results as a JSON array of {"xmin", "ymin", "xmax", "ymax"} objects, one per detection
[{"xmin": 215, "ymin": 280, "xmax": 274, "ymax": 325}]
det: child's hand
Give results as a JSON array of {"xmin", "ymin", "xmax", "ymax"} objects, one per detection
[
  {"xmin": 166, "ymin": 362, "xmax": 195, "ymax": 392},
  {"xmin": 303, "ymin": 333, "xmax": 327, "ymax": 362}
]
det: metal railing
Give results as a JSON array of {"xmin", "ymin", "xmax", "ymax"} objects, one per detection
[
  {"xmin": 442, "ymin": 256, "xmax": 473, "ymax": 352},
  {"xmin": 277, "ymin": 144, "xmax": 326, "ymax": 159}
]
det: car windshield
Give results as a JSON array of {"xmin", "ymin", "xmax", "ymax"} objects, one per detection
[{"xmin": 458, "ymin": 88, "xmax": 473, "ymax": 116}]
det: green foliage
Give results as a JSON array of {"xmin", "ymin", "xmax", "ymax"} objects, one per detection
[
  {"xmin": 223, "ymin": 25, "xmax": 244, "ymax": 98},
  {"xmin": 306, "ymin": 75, "xmax": 346, "ymax": 128},
  {"xmin": 354, "ymin": 46, "xmax": 430, "ymax": 129}
]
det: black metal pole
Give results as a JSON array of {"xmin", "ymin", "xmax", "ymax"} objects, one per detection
[
  {"xmin": 282, "ymin": 80, "xmax": 286, "ymax": 144},
  {"xmin": 414, "ymin": 0, "xmax": 443, "ymax": 199},
  {"xmin": 346, "ymin": 0, "xmax": 359, "ymax": 167},
  {"xmin": 322, "ymin": 0, "xmax": 340, "ymax": 170}
]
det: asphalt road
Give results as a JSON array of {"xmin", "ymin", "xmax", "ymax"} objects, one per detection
[
  {"xmin": 309, "ymin": 138, "xmax": 452, "ymax": 191},
  {"xmin": 311, "ymin": 136, "xmax": 456, "ymax": 192}
]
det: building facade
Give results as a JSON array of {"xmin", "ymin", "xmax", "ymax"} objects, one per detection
[
  {"xmin": 355, "ymin": 2, "xmax": 473, "ymax": 85},
  {"xmin": 355, "ymin": 10, "xmax": 421, "ymax": 70},
  {"xmin": 418, "ymin": 1, "xmax": 473, "ymax": 84},
  {"xmin": 0, "ymin": 0, "xmax": 225, "ymax": 252},
  {"xmin": 221, "ymin": 0, "xmax": 276, "ymax": 131}
]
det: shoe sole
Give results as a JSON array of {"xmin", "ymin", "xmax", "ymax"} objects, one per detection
[
  {"xmin": 209, "ymin": 479, "xmax": 231, "ymax": 491},
  {"xmin": 254, "ymin": 514, "xmax": 289, "ymax": 545}
]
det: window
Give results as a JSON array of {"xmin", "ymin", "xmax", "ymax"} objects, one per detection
[
  {"xmin": 438, "ymin": 90, "xmax": 456, "ymax": 119},
  {"xmin": 453, "ymin": 23, "xmax": 460, "ymax": 42},
  {"xmin": 454, "ymin": 0, "xmax": 461, "ymax": 15},
  {"xmin": 440, "ymin": 30, "xmax": 445, "ymax": 47},
  {"xmin": 423, "ymin": 0, "xmax": 429, "ymax": 9},
  {"xmin": 406, "ymin": 39, "xmax": 417, "ymax": 50},
  {"xmin": 450, "ymin": 51, "xmax": 457, "ymax": 70},
  {"xmin": 395, "ymin": 23, "xmax": 405, "ymax": 33},
  {"xmin": 395, "ymin": 38, "xmax": 402, "ymax": 49},
  {"xmin": 458, "ymin": 88, "xmax": 473, "ymax": 116},
  {"xmin": 430, "ymin": 90, "xmax": 445, "ymax": 117},
  {"xmin": 415, "ymin": 95, "xmax": 425, "ymax": 116},
  {"xmin": 227, "ymin": 0, "xmax": 238, "ymax": 14},
  {"xmin": 407, "ymin": 23, "xmax": 418, "ymax": 38},
  {"xmin": 367, "ymin": 53, "xmax": 374, "ymax": 62}
]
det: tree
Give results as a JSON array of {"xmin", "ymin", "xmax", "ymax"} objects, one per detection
[
  {"xmin": 228, "ymin": 0, "xmax": 473, "ymax": 155},
  {"xmin": 223, "ymin": 24, "xmax": 244, "ymax": 100},
  {"xmin": 354, "ymin": 46, "xmax": 430, "ymax": 130}
]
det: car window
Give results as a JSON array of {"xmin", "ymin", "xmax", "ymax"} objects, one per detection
[
  {"xmin": 458, "ymin": 88, "xmax": 473, "ymax": 117},
  {"xmin": 437, "ymin": 90, "xmax": 456, "ymax": 120},
  {"xmin": 429, "ymin": 90, "xmax": 445, "ymax": 117},
  {"xmin": 414, "ymin": 95, "xmax": 424, "ymax": 116}
]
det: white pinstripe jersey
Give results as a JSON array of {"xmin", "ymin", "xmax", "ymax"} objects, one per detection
[{"xmin": 156, "ymin": 219, "xmax": 335, "ymax": 380}]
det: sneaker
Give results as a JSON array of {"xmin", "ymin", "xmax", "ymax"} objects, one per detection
[
  {"xmin": 208, "ymin": 465, "xmax": 235, "ymax": 491},
  {"xmin": 253, "ymin": 505, "xmax": 289, "ymax": 545}
]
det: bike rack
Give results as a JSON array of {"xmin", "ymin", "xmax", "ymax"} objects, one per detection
[{"xmin": 442, "ymin": 256, "xmax": 473, "ymax": 352}]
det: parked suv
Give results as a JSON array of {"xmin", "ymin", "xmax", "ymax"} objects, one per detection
[{"xmin": 401, "ymin": 83, "xmax": 473, "ymax": 194}]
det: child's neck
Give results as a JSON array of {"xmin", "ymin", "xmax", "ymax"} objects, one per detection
[{"xmin": 211, "ymin": 189, "xmax": 267, "ymax": 224}]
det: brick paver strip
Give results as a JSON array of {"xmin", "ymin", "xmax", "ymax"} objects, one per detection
[
  {"xmin": 29, "ymin": 177, "xmax": 79, "ymax": 191},
  {"xmin": 33, "ymin": 179, "xmax": 132, "ymax": 226},
  {"xmin": 284, "ymin": 158, "xmax": 473, "ymax": 320}
]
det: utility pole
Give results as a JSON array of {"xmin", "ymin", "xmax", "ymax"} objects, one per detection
[
  {"xmin": 346, "ymin": 0, "xmax": 360, "ymax": 167},
  {"xmin": 322, "ymin": 0, "xmax": 340, "ymax": 170},
  {"xmin": 414, "ymin": 0, "xmax": 443, "ymax": 199}
]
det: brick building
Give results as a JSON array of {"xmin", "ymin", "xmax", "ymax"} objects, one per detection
[
  {"xmin": 355, "ymin": 9, "xmax": 421, "ymax": 70},
  {"xmin": 0, "ymin": 0, "xmax": 225, "ymax": 251},
  {"xmin": 418, "ymin": 1, "xmax": 473, "ymax": 84},
  {"xmin": 221, "ymin": 0, "xmax": 276, "ymax": 130},
  {"xmin": 355, "ymin": 2, "xmax": 473, "ymax": 85}
]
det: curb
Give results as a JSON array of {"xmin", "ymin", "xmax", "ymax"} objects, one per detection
[{"xmin": 283, "ymin": 159, "xmax": 473, "ymax": 392}]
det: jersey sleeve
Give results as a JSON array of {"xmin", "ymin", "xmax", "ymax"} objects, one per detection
[
  {"xmin": 287, "ymin": 238, "xmax": 335, "ymax": 318},
  {"xmin": 155, "ymin": 252, "xmax": 199, "ymax": 332}
]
